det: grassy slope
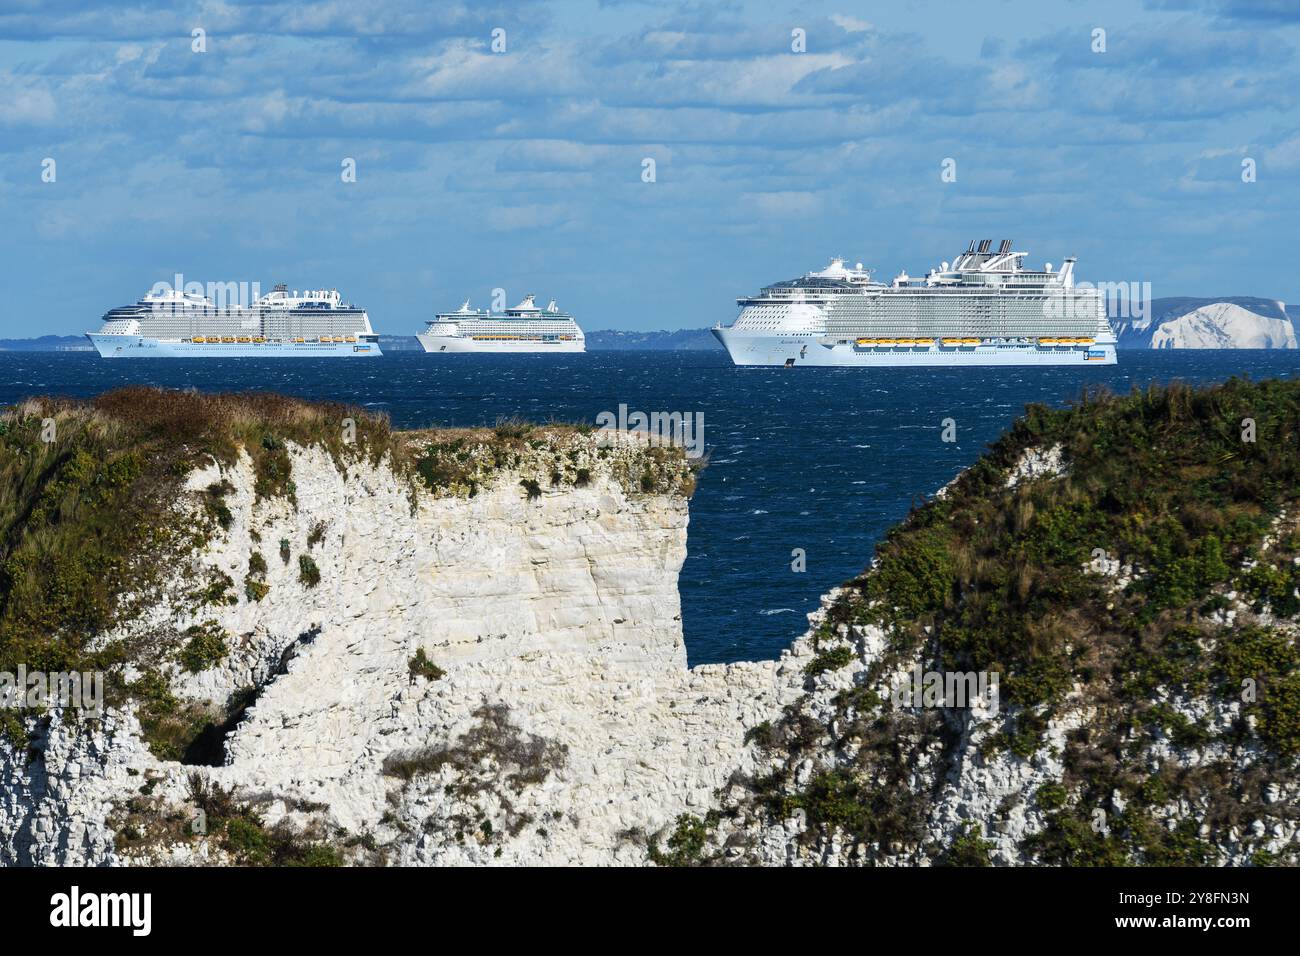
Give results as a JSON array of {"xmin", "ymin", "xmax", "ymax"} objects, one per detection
[{"xmin": 739, "ymin": 377, "xmax": 1300, "ymax": 866}]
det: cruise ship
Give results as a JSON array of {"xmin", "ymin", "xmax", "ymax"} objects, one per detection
[
  {"xmin": 87, "ymin": 284, "xmax": 381, "ymax": 357},
  {"xmin": 713, "ymin": 240, "xmax": 1117, "ymax": 367},
  {"xmin": 417, "ymin": 296, "xmax": 585, "ymax": 353}
]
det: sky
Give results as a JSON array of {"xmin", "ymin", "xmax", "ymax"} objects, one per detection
[{"xmin": 1, "ymin": 0, "xmax": 1298, "ymax": 336}]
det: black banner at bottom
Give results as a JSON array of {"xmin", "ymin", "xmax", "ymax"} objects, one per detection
[{"xmin": 0, "ymin": 865, "xmax": 1276, "ymax": 942}]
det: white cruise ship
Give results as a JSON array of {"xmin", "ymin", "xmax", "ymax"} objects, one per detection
[
  {"xmin": 713, "ymin": 239, "xmax": 1117, "ymax": 367},
  {"xmin": 418, "ymin": 296, "xmax": 585, "ymax": 353},
  {"xmin": 88, "ymin": 284, "xmax": 381, "ymax": 358}
]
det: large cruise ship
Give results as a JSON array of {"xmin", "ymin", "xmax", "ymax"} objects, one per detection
[
  {"xmin": 417, "ymin": 295, "xmax": 585, "ymax": 353},
  {"xmin": 713, "ymin": 240, "xmax": 1117, "ymax": 367},
  {"xmin": 88, "ymin": 284, "xmax": 381, "ymax": 357}
]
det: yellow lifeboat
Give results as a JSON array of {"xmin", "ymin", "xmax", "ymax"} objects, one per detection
[
  {"xmin": 252, "ymin": 336, "xmax": 266, "ymax": 343},
  {"xmin": 192, "ymin": 336, "xmax": 206, "ymax": 344},
  {"xmin": 221, "ymin": 336, "xmax": 236, "ymax": 343},
  {"xmin": 344, "ymin": 336, "xmax": 357, "ymax": 343},
  {"xmin": 236, "ymin": 336, "xmax": 252, "ymax": 343},
  {"xmin": 912, "ymin": 338, "xmax": 933, "ymax": 346}
]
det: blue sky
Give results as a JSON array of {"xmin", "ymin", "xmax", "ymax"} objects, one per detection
[{"xmin": 2, "ymin": 0, "xmax": 1298, "ymax": 336}]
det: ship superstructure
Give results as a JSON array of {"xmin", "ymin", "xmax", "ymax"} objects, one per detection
[
  {"xmin": 713, "ymin": 239, "xmax": 1117, "ymax": 366},
  {"xmin": 418, "ymin": 295, "xmax": 585, "ymax": 353},
  {"xmin": 87, "ymin": 284, "xmax": 381, "ymax": 357}
]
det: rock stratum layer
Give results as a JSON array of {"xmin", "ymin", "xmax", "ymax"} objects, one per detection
[{"xmin": 1, "ymin": 383, "xmax": 1298, "ymax": 866}]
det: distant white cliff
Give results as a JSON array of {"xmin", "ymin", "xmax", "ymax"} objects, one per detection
[{"xmin": 1116, "ymin": 296, "xmax": 1297, "ymax": 349}]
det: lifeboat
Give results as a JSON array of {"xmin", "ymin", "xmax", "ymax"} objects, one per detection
[
  {"xmin": 191, "ymin": 337, "xmax": 206, "ymax": 344},
  {"xmin": 344, "ymin": 336, "xmax": 357, "ymax": 343},
  {"xmin": 221, "ymin": 336, "xmax": 236, "ymax": 343}
]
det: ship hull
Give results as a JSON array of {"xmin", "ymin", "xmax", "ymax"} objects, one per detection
[
  {"xmin": 416, "ymin": 333, "xmax": 585, "ymax": 354},
  {"xmin": 712, "ymin": 328, "xmax": 1116, "ymax": 367},
  {"xmin": 87, "ymin": 334, "xmax": 382, "ymax": 358}
]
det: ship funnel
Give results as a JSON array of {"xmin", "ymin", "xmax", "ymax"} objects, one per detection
[
  {"xmin": 977, "ymin": 239, "xmax": 992, "ymax": 254},
  {"xmin": 1059, "ymin": 258, "xmax": 1076, "ymax": 288},
  {"xmin": 965, "ymin": 241, "xmax": 976, "ymax": 254},
  {"xmin": 998, "ymin": 239, "xmax": 1012, "ymax": 254}
]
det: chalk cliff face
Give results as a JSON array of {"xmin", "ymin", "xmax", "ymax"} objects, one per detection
[
  {"xmin": 1115, "ymin": 297, "xmax": 1297, "ymax": 349},
  {"xmin": 1150, "ymin": 303, "xmax": 1296, "ymax": 349},
  {"xmin": 0, "ymin": 432, "xmax": 762, "ymax": 865}
]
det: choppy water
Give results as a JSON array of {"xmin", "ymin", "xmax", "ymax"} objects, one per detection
[{"xmin": 4, "ymin": 349, "xmax": 1298, "ymax": 664}]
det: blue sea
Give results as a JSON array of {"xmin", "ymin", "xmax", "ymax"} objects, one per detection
[{"xmin": 4, "ymin": 350, "xmax": 1299, "ymax": 665}]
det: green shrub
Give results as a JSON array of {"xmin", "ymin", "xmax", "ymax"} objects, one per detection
[
  {"xmin": 940, "ymin": 822, "xmax": 994, "ymax": 866},
  {"xmin": 408, "ymin": 648, "xmax": 444, "ymax": 682},
  {"xmin": 298, "ymin": 555, "xmax": 321, "ymax": 588},
  {"xmin": 180, "ymin": 622, "xmax": 229, "ymax": 673},
  {"xmin": 648, "ymin": 813, "xmax": 715, "ymax": 866},
  {"xmin": 804, "ymin": 644, "xmax": 854, "ymax": 677}
]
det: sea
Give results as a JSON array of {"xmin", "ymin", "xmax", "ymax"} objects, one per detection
[{"xmin": 4, "ymin": 349, "xmax": 1299, "ymax": 665}]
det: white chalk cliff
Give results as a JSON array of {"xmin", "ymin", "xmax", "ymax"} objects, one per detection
[
  {"xmin": 0, "ymin": 436, "xmax": 807, "ymax": 865},
  {"xmin": 1116, "ymin": 296, "xmax": 1297, "ymax": 349},
  {"xmin": 1151, "ymin": 303, "xmax": 1296, "ymax": 349},
  {"xmin": 1, "ymin": 436, "xmax": 1294, "ymax": 866}
]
